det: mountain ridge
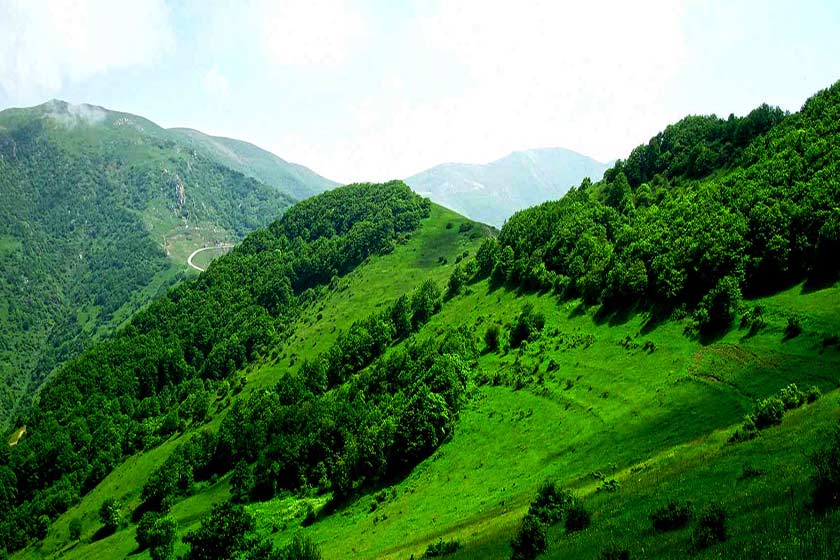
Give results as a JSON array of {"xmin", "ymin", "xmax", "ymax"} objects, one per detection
[{"xmin": 406, "ymin": 147, "xmax": 610, "ymax": 227}]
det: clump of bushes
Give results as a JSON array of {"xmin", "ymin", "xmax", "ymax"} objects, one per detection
[
  {"xmin": 692, "ymin": 505, "xmax": 727, "ymax": 549},
  {"xmin": 731, "ymin": 383, "xmax": 813, "ymax": 443},
  {"xmin": 510, "ymin": 303, "xmax": 545, "ymax": 348},
  {"xmin": 510, "ymin": 482, "xmax": 590, "ymax": 560},
  {"xmin": 650, "ymin": 501, "xmax": 693, "ymax": 532},
  {"xmin": 422, "ymin": 539, "xmax": 460, "ymax": 557}
]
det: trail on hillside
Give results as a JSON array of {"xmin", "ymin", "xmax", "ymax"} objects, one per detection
[{"xmin": 187, "ymin": 244, "xmax": 233, "ymax": 272}]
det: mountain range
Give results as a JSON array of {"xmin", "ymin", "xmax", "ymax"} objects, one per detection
[{"xmin": 406, "ymin": 148, "xmax": 610, "ymax": 227}]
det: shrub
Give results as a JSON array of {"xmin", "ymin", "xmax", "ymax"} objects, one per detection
[
  {"xmin": 564, "ymin": 498, "xmax": 591, "ymax": 532},
  {"xmin": 810, "ymin": 427, "xmax": 840, "ymax": 511},
  {"xmin": 729, "ymin": 415, "xmax": 758, "ymax": 443},
  {"xmin": 528, "ymin": 481, "xmax": 572, "ymax": 524},
  {"xmin": 650, "ymin": 501, "xmax": 693, "ymax": 532},
  {"xmin": 751, "ymin": 397, "xmax": 784, "ymax": 429},
  {"xmin": 510, "ymin": 514, "xmax": 547, "ymax": 560},
  {"xmin": 422, "ymin": 538, "xmax": 460, "ymax": 557},
  {"xmin": 68, "ymin": 517, "xmax": 83, "ymax": 541},
  {"xmin": 779, "ymin": 383, "xmax": 805, "ymax": 410},
  {"xmin": 510, "ymin": 303, "xmax": 546, "ymax": 348},
  {"xmin": 807, "ymin": 385, "xmax": 822, "ymax": 403},
  {"xmin": 785, "ymin": 314, "xmax": 802, "ymax": 338},
  {"xmin": 692, "ymin": 505, "xmax": 727, "ymax": 549},
  {"xmin": 485, "ymin": 324, "xmax": 501, "ymax": 352},
  {"xmin": 740, "ymin": 305, "xmax": 767, "ymax": 335},
  {"xmin": 278, "ymin": 533, "xmax": 322, "ymax": 560}
]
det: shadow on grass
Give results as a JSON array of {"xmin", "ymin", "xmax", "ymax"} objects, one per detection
[{"xmin": 91, "ymin": 525, "xmax": 116, "ymax": 542}]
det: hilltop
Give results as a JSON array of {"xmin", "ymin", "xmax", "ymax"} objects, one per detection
[{"xmin": 406, "ymin": 148, "xmax": 609, "ymax": 227}]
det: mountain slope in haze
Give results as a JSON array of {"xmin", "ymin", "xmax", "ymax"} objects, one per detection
[
  {"xmin": 406, "ymin": 147, "xmax": 610, "ymax": 227},
  {"xmin": 0, "ymin": 99, "xmax": 313, "ymax": 427},
  {"xmin": 168, "ymin": 128, "xmax": 338, "ymax": 200}
]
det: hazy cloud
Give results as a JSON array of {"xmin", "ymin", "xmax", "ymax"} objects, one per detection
[
  {"xmin": 0, "ymin": 0, "xmax": 175, "ymax": 102},
  {"xmin": 260, "ymin": 0, "xmax": 367, "ymax": 66},
  {"xmin": 202, "ymin": 65, "xmax": 231, "ymax": 99}
]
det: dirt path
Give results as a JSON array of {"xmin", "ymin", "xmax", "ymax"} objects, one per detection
[{"xmin": 187, "ymin": 244, "xmax": 233, "ymax": 272}]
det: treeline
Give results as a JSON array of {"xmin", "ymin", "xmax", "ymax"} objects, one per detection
[
  {"xmin": 474, "ymin": 81, "xmax": 840, "ymax": 333},
  {"xmin": 0, "ymin": 182, "xmax": 430, "ymax": 552}
]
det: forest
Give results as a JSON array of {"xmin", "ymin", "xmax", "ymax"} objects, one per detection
[{"xmin": 0, "ymin": 181, "xmax": 429, "ymax": 552}]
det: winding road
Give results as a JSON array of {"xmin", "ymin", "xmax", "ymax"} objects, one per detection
[{"xmin": 187, "ymin": 244, "xmax": 234, "ymax": 272}]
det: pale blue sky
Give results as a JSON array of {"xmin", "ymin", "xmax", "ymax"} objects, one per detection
[{"xmin": 1, "ymin": 0, "xmax": 839, "ymax": 184}]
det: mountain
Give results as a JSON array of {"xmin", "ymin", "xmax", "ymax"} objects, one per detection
[
  {"xmin": 5, "ymin": 81, "xmax": 840, "ymax": 560},
  {"xmin": 0, "ymin": 99, "xmax": 330, "ymax": 427},
  {"xmin": 168, "ymin": 128, "xmax": 337, "ymax": 200},
  {"xmin": 406, "ymin": 147, "xmax": 610, "ymax": 227}
]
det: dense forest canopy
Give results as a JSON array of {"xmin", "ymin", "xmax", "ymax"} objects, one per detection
[{"xmin": 479, "ymin": 82, "xmax": 840, "ymax": 335}]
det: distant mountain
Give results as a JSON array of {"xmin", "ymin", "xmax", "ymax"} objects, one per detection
[
  {"xmin": 406, "ymin": 148, "xmax": 610, "ymax": 227},
  {"xmin": 0, "ymin": 99, "xmax": 326, "ymax": 425},
  {"xmin": 169, "ymin": 128, "xmax": 337, "ymax": 200}
]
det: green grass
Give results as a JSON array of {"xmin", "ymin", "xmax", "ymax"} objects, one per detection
[{"xmin": 17, "ymin": 212, "xmax": 840, "ymax": 560}]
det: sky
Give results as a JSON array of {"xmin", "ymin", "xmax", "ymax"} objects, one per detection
[{"xmin": 1, "ymin": 0, "xmax": 839, "ymax": 184}]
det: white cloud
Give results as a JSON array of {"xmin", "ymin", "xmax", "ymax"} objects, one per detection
[
  {"xmin": 275, "ymin": 0, "xmax": 689, "ymax": 182},
  {"xmin": 0, "ymin": 0, "xmax": 174, "ymax": 102},
  {"xmin": 202, "ymin": 65, "xmax": 231, "ymax": 99},
  {"xmin": 259, "ymin": 0, "xmax": 367, "ymax": 66}
]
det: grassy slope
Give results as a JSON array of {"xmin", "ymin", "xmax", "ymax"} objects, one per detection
[
  {"xmin": 283, "ymin": 281, "xmax": 840, "ymax": 559},
  {"xmin": 16, "ymin": 207, "xmax": 839, "ymax": 559},
  {"xmin": 15, "ymin": 204, "xmax": 488, "ymax": 560}
]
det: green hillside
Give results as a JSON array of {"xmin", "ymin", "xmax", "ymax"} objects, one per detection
[
  {"xmin": 5, "ymin": 81, "xmax": 840, "ymax": 560},
  {"xmin": 0, "ymin": 100, "xmax": 305, "ymax": 427},
  {"xmin": 169, "ymin": 128, "xmax": 338, "ymax": 200}
]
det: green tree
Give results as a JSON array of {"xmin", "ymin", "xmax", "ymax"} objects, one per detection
[{"xmin": 98, "ymin": 498, "xmax": 121, "ymax": 534}]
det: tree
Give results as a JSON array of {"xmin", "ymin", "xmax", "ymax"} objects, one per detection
[
  {"xmin": 447, "ymin": 265, "xmax": 466, "ymax": 298},
  {"xmin": 68, "ymin": 517, "xmax": 83, "ymax": 541},
  {"xmin": 136, "ymin": 512, "xmax": 178, "ymax": 560},
  {"xmin": 99, "ymin": 498, "xmax": 121, "ymax": 534},
  {"xmin": 184, "ymin": 502, "xmax": 255, "ymax": 560},
  {"xmin": 411, "ymin": 279, "xmax": 441, "ymax": 328}
]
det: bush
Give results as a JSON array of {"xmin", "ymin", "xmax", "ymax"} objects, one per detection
[
  {"xmin": 510, "ymin": 514, "xmax": 547, "ymax": 560},
  {"xmin": 692, "ymin": 505, "xmax": 727, "ymax": 549},
  {"xmin": 278, "ymin": 533, "xmax": 323, "ymax": 560},
  {"xmin": 564, "ymin": 498, "xmax": 591, "ymax": 532},
  {"xmin": 807, "ymin": 385, "xmax": 822, "ymax": 403},
  {"xmin": 740, "ymin": 305, "xmax": 767, "ymax": 335},
  {"xmin": 810, "ymin": 427, "xmax": 840, "ymax": 511},
  {"xmin": 751, "ymin": 397, "xmax": 784, "ymax": 429},
  {"xmin": 510, "ymin": 303, "xmax": 545, "ymax": 348},
  {"xmin": 485, "ymin": 324, "xmax": 501, "ymax": 352},
  {"xmin": 650, "ymin": 501, "xmax": 693, "ymax": 532},
  {"xmin": 422, "ymin": 538, "xmax": 460, "ymax": 557},
  {"xmin": 779, "ymin": 383, "xmax": 804, "ymax": 410},
  {"xmin": 785, "ymin": 314, "xmax": 803, "ymax": 338},
  {"xmin": 68, "ymin": 517, "xmax": 83, "ymax": 541},
  {"xmin": 528, "ymin": 481, "xmax": 572, "ymax": 524}
]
